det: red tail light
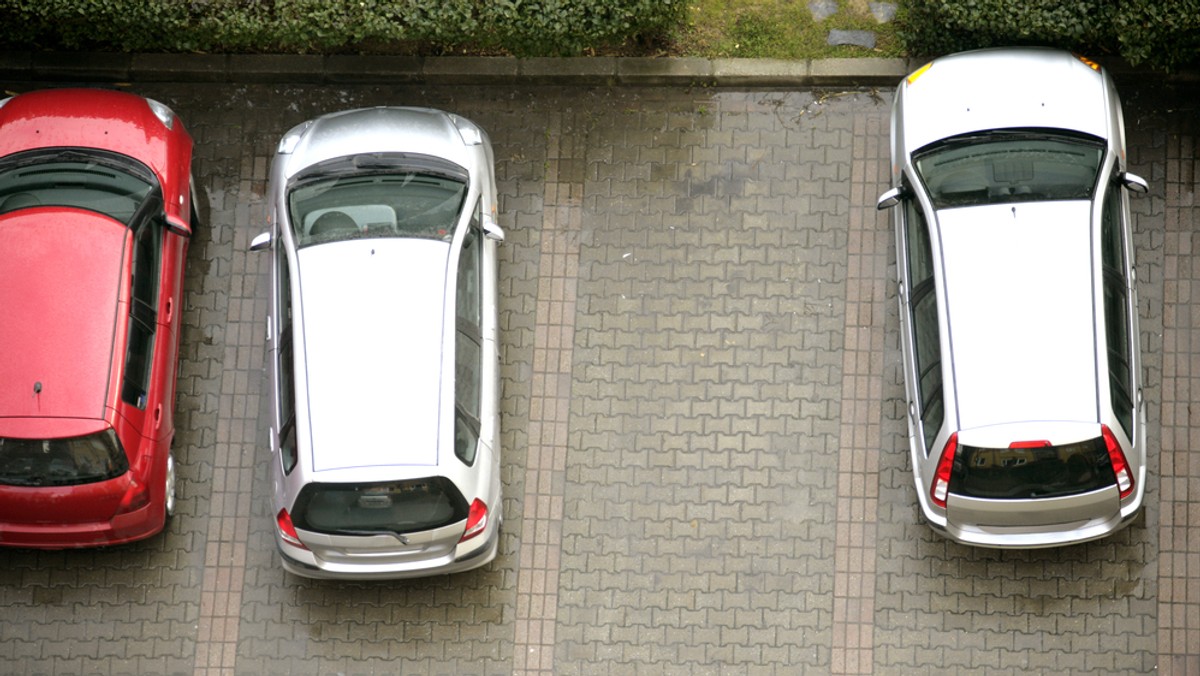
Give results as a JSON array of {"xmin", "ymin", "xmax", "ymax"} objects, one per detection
[
  {"xmin": 1101, "ymin": 425, "xmax": 1135, "ymax": 499},
  {"xmin": 930, "ymin": 433, "xmax": 958, "ymax": 509},
  {"xmin": 276, "ymin": 508, "xmax": 308, "ymax": 549},
  {"xmin": 460, "ymin": 498, "xmax": 488, "ymax": 542},
  {"xmin": 114, "ymin": 479, "xmax": 150, "ymax": 515}
]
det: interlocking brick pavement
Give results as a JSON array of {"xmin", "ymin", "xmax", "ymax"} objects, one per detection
[{"xmin": 0, "ymin": 73, "xmax": 1195, "ymax": 676}]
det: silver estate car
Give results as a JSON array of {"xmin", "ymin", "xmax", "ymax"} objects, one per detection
[
  {"xmin": 877, "ymin": 48, "xmax": 1149, "ymax": 548},
  {"xmin": 251, "ymin": 107, "xmax": 504, "ymax": 578}
]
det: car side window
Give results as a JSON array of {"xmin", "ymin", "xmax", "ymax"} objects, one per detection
[
  {"xmin": 278, "ymin": 254, "xmax": 298, "ymax": 474},
  {"xmin": 1101, "ymin": 183, "xmax": 1134, "ymax": 438},
  {"xmin": 121, "ymin": 215, "xmax": 162, "ymax": 409},
  {"xmin": 454, "ymin": 200, "xmax": 484, "ymax": 466},
  {"xmin": 903, "ymin": 186, "xmax": 944, "ymax": 453}
]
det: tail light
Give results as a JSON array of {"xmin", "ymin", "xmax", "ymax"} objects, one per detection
[
  {"xmin": 114, "ymin": 478, "xmax": 150, "ymax": 515},
  {"xmin": 930, "ymin": 433, "xmax": 958, "ymax": 509},
  {"xmin": 460, "ymin": 498, "xmax": 488, "ymax": 542},
  {"xmin": 1101, "ymin": 425, "xmax": 1135, "ymax": 498},
  {"xmin": 276, "ymin": 508, "xmax": 308, "ymax": 549}
]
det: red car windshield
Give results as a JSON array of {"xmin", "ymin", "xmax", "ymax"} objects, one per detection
[{"xmin": 0, "ymin": 148, "xmax": 157, "ymax": 225}]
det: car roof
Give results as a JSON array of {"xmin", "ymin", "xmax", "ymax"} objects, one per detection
[
  {"xmin": 939, "ymin": 201, "xmax": 1099, "ymax": 431},
  {"xmin": 297, "ymin": 238, "xmax": 451, "ymax": 473},
  {"xmin": 0, "ymin": 209, "xmax": 127, "ymax": 422},
  {"xmin": 280, "ymin": 107, "xmax": 480, "ymax": 180},
  {"xmin": 898, "ymin": 48, "xmax": 1112, "ymax": 154}
]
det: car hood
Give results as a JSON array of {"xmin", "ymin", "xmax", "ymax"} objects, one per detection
[
  {"xmin": 0, "ymin": 208, "xmax": 126, "ymax": 421},
  {"xmin": 297, "ymin": 238, "xmax": 451, "ymax": 472},
  {"xmin": 900, "ymin": 48, "xmax": 1111, "ymax": 155},
  {"xmin": 938, "ymin": 201, "xmax": 1099, "ymax": 432},
  {"xmin": 282, "ymin": 107, "xmax": 474, "ymax": 181}
]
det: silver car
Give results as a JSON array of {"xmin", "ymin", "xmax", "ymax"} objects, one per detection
[
  {"xmin": 251, "ymin": 107, "xmax": 504, "ymax": 578},
  {"xmin": 877, "ymin": 48, "xmax": 1148, "ymax": 548}
]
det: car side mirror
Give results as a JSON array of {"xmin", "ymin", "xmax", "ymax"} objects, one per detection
[
  {"xmin": 250, "ymin": 231, "xmax": 272, "ymax": 251},
  {"xmin": 876, "ymin": 187, "xmax": 905, "ymax": 210},
  {"xmin": 1120, "ymin": 172, "xmax": 1149, "ymax": 194},
  {"xmin": 482, "ymin": 216, "xmax": 506, "ymax": 243}
]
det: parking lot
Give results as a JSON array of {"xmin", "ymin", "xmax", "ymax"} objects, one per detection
[{"xmin": 0, "ymin": 67, "xmax": 1197, "ymax": 675}]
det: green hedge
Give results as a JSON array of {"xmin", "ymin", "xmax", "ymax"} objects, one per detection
[
  {"xmin": 0, "ymin": 0, "xmax": 685, "ymax": 57},
  {"xmin": 898, "ymin": 0, "xmax": 1200, "ymax": 72}
]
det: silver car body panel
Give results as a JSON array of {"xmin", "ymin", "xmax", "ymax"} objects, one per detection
[
  {"xmin": 297, "ymin": 239, "xmax": 448, "ymax": 472},
  {"xmin": 896, "ymin": 49, "xmax": 1113, "ymax": 157},
  {"xmin": 939, "ymin": 201, "xmax": 1097, "ymax": 431}
]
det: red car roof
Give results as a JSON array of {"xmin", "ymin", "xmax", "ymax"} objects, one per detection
[
  {"xmin": 0, "ymin": 208, "xmax": 128, "ymax": 424},
  {"xmin": 0, "ymin": 88, "xmax": 193, "ymax": 233}
]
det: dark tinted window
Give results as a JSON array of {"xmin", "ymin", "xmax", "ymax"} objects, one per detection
[
  {"xmin": 454, "ymin": 213, "xmax": 484, "ymax": 465},
  {"xmin": 287, "ymin": 155, "xmax": 468, "ymax": 247},
  {"xmin": 904, "ymin": 187, "xmax": 943, "ymax": 453},
  {"xmin": 291, "ymin": 477, "xmax": 469, "ymax": 536},
  {"xmin": 0, "ymin": 430, "xmax": 128, "ymax": 487},
  {"xmin": 1101, "ymin": 185, "xmax": 1134, "ymax": 437},
  {"xmin": 0, "ymin": 150, "xmax": 156, "ymax": 224},
  {"xmin": 277, "ymin": 255, "xmax": 298, "ymax": 474},
  {"xmin": 914, "ymin": 130, "xmax": 1105, "ymax": 209},
  {"xmin": 951, "ymin": 437, "xmax": 1116, "ymax": 499},
  {"xmin": 122, "ymin": 216, "xmax": 161, "ymax": 409}
]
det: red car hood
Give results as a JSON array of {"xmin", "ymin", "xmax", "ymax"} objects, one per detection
[{"xmin": 0, "ymin": 208, "xmax": 127, "ymax": 422}]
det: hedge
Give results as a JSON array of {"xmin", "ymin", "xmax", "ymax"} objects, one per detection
[
  {"xmin": 0, "ymin": 0, "xmax": 686, "ymax": 57},
  {"xmin": 897, "ymin": 0, "xmax": 1200, "ymax": 72}
]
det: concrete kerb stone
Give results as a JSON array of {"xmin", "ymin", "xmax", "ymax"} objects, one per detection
[
  {"xmin": 519, "ymin": 57, "xmax": 618, "ymax": 86},
  {"xmin": 711, "ymin": 58, "xmax": 811, "ymax": 87},
  {"xmin": 325, "ymin": 55, "xmax": 423, "ymax": 83},
  {"xmin": 615, "ymin": 57, "xmax": 714, "ymax": 86},
  {"xmin": 30, "ymin": 52, "xmax": 130, "ymax": 82},
  {"xmin": 422, "ymin": 56, "xmax": 520, "ymax": 83},
  {"xmin": 227, "ymin": 54, "xmax": 325, "ymax": 84},
  {"xmin": 131, "ymin": 53, "xmax": 229, "ymax": 83}
]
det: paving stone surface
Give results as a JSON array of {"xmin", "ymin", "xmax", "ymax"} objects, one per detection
[{"xmin": 0, "ymin": 77, "xmax": 1196, "ymax": 675}]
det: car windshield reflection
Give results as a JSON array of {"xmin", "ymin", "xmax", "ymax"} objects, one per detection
[
  {"xmin": 288, "ymin": 170, "xmax": 467, "ymax": 247},
  {"xmin": 914, "ymin": 130, "xmax": 1105, "ymax": 209}
]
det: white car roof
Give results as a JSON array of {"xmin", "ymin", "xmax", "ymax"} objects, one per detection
[
  {"xmin": 939, "ymin": 201, "xmax": 1099, "ymax": 431},
  {"xmin": 297, "ymin": 238, "xmax": 450, "ymax": 472},
  {"xmin": 898, "ymin": 48, "xmax": 1112, "ymax": 154},
  {"xmin": 281, "ymin": 107, "xmax": 479, "ymax": 179}
]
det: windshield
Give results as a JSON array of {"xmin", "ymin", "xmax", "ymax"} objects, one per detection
[
  {"xmin": 287, "ymin": 164, "xmax": 468, "ymax": 247},
  {"xmin": 914, "ymin": 130, "xmax": 1105, "ymax": 209},
  {"xmin": 0, "ymin": 429, "xmax": 129, "ymax": 487},
  {"xmin": 0, "ymin": 149, "xmax": 157, "ymax": 225}
]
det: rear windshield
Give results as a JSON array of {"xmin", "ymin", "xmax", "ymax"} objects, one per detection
[
  {"xmin": 291, "ymin": 476, "xmax": 468, "ymax": 536},
  {"xmin": 951, "ymin": 436, "xmax": 1115, "ymax": 500},
  {"xmin": 0, "ymin": 429, "xmax": 129, "ymax": 487}
]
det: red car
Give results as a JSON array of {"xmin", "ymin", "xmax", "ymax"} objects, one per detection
[{"xmin": 0, "ymin": 89, "xmax": 195, "ymax": 548}]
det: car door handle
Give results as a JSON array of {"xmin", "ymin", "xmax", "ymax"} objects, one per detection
[
  {"xmin": 154, "ymin": 404, "xmax": 163, "ymax": 430},
  {"xmin": 165, "ymin": 297, "xmax": 173, "ymax": 324}
]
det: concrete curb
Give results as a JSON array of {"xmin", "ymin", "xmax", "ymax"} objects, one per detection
[
  {"xmin": 2, "ymin": 52, "xmax": 920, "ymax": 88},
  {"xmin": 2, "ymin": 52, "xmax": 1194, "ymax": 88}
]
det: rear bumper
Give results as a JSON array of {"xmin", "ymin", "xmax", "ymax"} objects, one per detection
[
  {"xmin": 928, "ymin": 500, "xmax": 1142, "ymax": 549},
  {"xmin": 277, "ymin": 521, "xmax": 501, "ymax": 580},
  {"xmin": 0, "ymin": 504, "xmax": 163, "ymax": 549}
]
